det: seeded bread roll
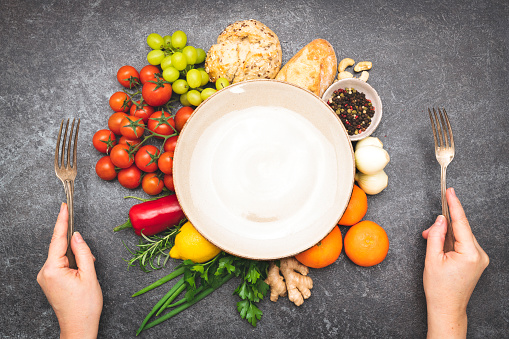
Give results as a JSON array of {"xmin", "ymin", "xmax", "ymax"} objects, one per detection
[
  {"xmin": 275, "ymin": 39, "xmax": 337, "ymax": 97},
  {"xmin": 205, "ymin": 19, "xmax": 282, "ymax": 84}
]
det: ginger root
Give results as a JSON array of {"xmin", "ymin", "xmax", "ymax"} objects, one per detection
[{"xmin": 264, "ymin": 257, "xmax": 313, "ymax": 306}]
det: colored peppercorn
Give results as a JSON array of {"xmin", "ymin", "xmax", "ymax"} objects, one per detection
[{"xmin": 327, "ymin": 88, "xmax": 375, "ymax": 135}]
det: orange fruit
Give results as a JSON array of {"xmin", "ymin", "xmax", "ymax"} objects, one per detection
[
  {"xmin": 338, "ymin": 185, "xmax": 368, "ymax": 226},
  {"xmin": 344, "ymin": 220, "xmax": 389, "ymax": 267},
  {"xmin": 295, "ymin": 226, "xmax": 342, "ymax": 268}
]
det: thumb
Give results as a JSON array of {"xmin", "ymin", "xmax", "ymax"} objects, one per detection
[
  {"xmin": 71, "ymin": 232, "xmax": 97, "ymax": 276},
  {"xmin": 425, "ymin": 215, "xmax": 447, "ymax": 257}
]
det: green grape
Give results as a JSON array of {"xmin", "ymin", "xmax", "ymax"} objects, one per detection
[
  {"xmin": 196, "ymin": 48, "xmax": 206, "ymax": 64},
  {"xmin": 187, "ymin": 90, "xmax": 202, "ymax": 106},
  {"xmin": 160, "ymin": 55, "xmax": 173, "ymax": 70},
  {"xmin": 147, "ymin": 49, "xmax": 165, "ymax": 65},
  {"xmin": 215, "ymin": 77, "xmax": 230, "ymax": 90},
  {"xmin": 171, "ymin": 52, "xmax": 187, "ymax": 71},
  {"xmin": 172, "ymin": 79, "xmax": 189, "ymax": 94},
  {"xmin": 171, "ymin": 30, "xmax": 187, "ymax": 49},
  {"xmin": 147, "ymin": 33, "xmax": 164, "ymax": 50},
  {"xmin": 180, "ymin": 93, "xmax": 192, "ymax": 106},
  {"xmin": 186, "ymin": 69, "xmax": 202, "ymax": 88},
  {"xmin": 162, "ymin": 66, "xmax": 180, "ymax": 83},
  {"xmin": 201, "ymin": 88, "xmax": 217, "ymax": 101},
  {"xmin": 182, "ymin": 46, "xmax": 197, "ymax": 65},
  {"xmin": 163, "ymin": 35, "xmax": 172, "ymax": 48},
  {"xmin": 199, "ymin": 69, "xmax": 210, "ymax": 86}
]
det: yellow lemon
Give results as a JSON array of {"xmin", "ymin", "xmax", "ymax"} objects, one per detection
[{"xmin": 169, "ymin": 221, "xmax": 221, "ymax": 263}]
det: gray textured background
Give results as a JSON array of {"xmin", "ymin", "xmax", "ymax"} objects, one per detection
[{"xmin": 1, "ymin": 0, "xmax": 508, "ymax": 338}]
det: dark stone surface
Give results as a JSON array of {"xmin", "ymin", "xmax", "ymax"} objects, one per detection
[{"xmin": 1, "ymin": 0, "xmax": 507, "ymax": 338}]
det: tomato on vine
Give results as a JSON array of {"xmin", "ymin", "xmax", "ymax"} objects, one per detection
[
  {"xmin": 120, "ymin": 116, "xmax": 145, "ymax": 139},
  {"xmin": 109, "ymin": 92, "xmax": 132, "ymax": 112},
  {"xmin": 163, "ymin": 135, "xmax": 178, "ymax": 153},
  {"xmin": 108, "ymin": 112, "xmax": 128, "ymax": 135},
  {"xmin": 142, "ymin": 78, "xmax": 172, "ymax": 107},
  {"xmin": 142, "ymin": 173, "xmax": 164, "ymax": 195},
  {"xmin": 134, "ymin": 145, "xmax": 160, "ymax": 172},
  {"xmin": 95, "ymin": 156, "xmax": 117, "ymax": 181},
  {"xmin": 93, "ymin": 129, "xmax": 117, "ymax": 154},
  {"xmin": 118, "ymin": 165, "xmax": 142, "ymax": 189},
  {"xmin": 163, "ymin": 174, "xmax": 175, "ymax": 191},
  {"xmin": 117, "ymin": 65, "xmax": 140, "ymax": 89},
  {"xmin": 119, "ymin": 136, "xmax": 142, "ymax": 147},
  {"xmin": 175, "ymin": 106, "xmax": 194, "ymax": 132},
  {"xmin": 158, "ymin": 151, "xmax": 174, "ymax": 174},
  {"xmin": 130, "ymin": 100, "xmax": 155, "ymax": 124},
  {"xmin": 148, "ymin": 111, "xmax": 176, "ymax": 138},
  {"xmin": 110, "ymin": 144, "xmax": 134, "ymax": 168},
  {"xmin": 139, "ymin": 65, "xmax": 161, "ymax": 85}
]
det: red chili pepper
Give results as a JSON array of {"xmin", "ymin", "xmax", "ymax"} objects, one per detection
[{"xmin": 113, "ymin": 195, "xmax": 185, "ymax": 236}]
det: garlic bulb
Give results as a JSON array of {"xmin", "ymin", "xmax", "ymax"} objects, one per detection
[
  {"xmin": 355, "ymin": 145, "xmax": 390, "ymax": 175},
  {"xmin": 355, "ymin": 170, "xmax": 388, "ymax": 195},
  {"xmin": 355, "ymin": 136, "xmax": 383, "ymax": 151}
]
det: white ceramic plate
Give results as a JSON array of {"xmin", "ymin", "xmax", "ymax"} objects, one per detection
[{"xmin": 173, "ymin": 80, "xmax": 355, "ymax": 260}]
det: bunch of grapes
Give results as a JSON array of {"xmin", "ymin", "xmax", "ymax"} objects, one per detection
[{"xmin": 145, "ymin": 31, "xmax": 229, "ymax": 107}]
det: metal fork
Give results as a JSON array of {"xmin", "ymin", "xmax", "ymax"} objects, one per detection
[
  {"xmin": 54, "ymin": 118, "xmax": 80, "ymax": 268},
  {"xmin": 428, "ymin": 108, "xmax": 455, "ymax": 252}
]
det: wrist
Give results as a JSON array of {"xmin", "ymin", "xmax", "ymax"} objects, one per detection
[{"xmin": 427, "ymin": 309, "xmax": 467, "ymax": 339}]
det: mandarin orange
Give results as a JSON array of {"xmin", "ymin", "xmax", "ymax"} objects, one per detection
[
  {"xmin": 295, "ymin": 225, "xmax": 342, "ymax": 268},
  {"xmin": 344, "ymin": 220, "xmax": 389, "ymax": 267},
  {"xmin": 338, "ymin": 185, "xmax": 368, "ymax": 226}
]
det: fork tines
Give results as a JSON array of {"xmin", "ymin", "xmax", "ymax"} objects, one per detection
[
  {"xmin": 55, "ymin": 118, "xmax": 80, "ymax": 169},
  {"xmin": 428, "ymin": 108, "xmax": 454, "ymax": 149}
]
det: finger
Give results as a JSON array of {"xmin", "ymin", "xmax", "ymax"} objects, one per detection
[
  {"xmin": 446, "ymin": 188, "xmax": 475, "ymax": 245},
  {"xmin": 425, "ymin": 215, "xmax": 447, "ymax": 257},
  {"xmin": 71, "ymin": 232, "xmax": 97, "ymax": 277},
  {"xmin": 422, "ymin": 225, "xmax": 432, "ymax": 239},
  {"xmin": 47, "ymin": 203, "xmax": 69, "ymax": 260}
]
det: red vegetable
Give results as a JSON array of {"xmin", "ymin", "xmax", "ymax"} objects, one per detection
[{"xmin": 113, "ymin": 195, "xmax": 185, "ymax": 236}]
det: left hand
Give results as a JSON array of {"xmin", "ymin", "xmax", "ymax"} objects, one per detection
[{"xmin": 37, "ymin": 203, "xmax": 103, "ymax": 339}]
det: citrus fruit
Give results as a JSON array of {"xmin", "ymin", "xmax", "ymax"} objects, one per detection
[
  {"xmin": 344, "ymin": 220, "xmax": 389, "ymax": 267},
  {"xmin": 169, "ymin": 221, "xmax": 221, "ymax": 263},
  {"xmin": 295, "ymin": 225, "xmax": 342, "ymax": 268},
  {"xmin": 338, "ymin": 184, "xmax": 368, "ymax": 226}
]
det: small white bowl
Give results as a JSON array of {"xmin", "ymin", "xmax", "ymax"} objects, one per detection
[{"xmin": 322, "ymin": 78, "xmax": 383, "ymax": 141}]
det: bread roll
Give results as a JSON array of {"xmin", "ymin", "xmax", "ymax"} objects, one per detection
[
  {"xmin": 275, "ymin": 39, "xmax": 337, "ymax": 97},
  {"xmin": 205, "ymin": 19, "xmax": 282, "ymax": 84}
]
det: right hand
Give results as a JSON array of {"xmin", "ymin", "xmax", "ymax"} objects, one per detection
[
  {"xmin": 37, "ymin": 203, "xmax": 103, "ymax": 339},
  {"xmin": 422, "ymin": 188, "xmax": 489, "ymax": 338}
]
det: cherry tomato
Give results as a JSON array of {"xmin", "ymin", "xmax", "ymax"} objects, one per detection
[
  {"xmin": 92, "ymin": 129, "xmax": 117, "ymax": 154},
  {"xmin": 118, "ymin": 165, "xmax": 142, "ymax": 189},
  {"xmin": 148, "ymin": 111, "xmax": 176, "ymax": 138},
  {"xmin": 158, "ymin": 151, "xmax": 174, "ymax": 174},
  {"xmin": 139, "ymin": 65, "xmax": 161, "ymax": 85},
  {"xmin": 119, "ymin": 136, "xmax": 142, "ymax": 147},
  {"xmin": 142, "ymin": 173, "xmax": 164, "ymax": 195},
  {"xmin": 108, "ymin": 112, "xmax": 128, "ymax": 135},
  {"xmin": 109, "ymin": 92, "xmax": 132, "ymax": 112},
  {"xmin": 175, "ymin": 106, "xmax": 194, "ymax": 132},
  {"xmin": 163, "ymin": 135, "xmax": 178, "ymax": 153},
  {"xmin": 135, "ymin": 145, "xmax": 160, "ymax": 172},
  {"xmin": 142, "ymin": 81, "xmax": 172, "ymax": 107},
  {"xmin": 95, "ymin": 156, "xmax": 117, "ymax": 181},
  {"xmin": 130, "ymin": 100, "xmax": 155, "ymax": 124},
  {"xmin": 117, "ymin": 65, "xmax": 140, "ymax": 88},
  {"xmin": 110, "ymin": 144, "xmax": 134, "ymax": 168},
  {"xmin": 120, "ymin": 116, "xmax": 145, "ymax": 139},
  {"xmin": 163, "ymin": 174, "xmax": 175, "ymax": 191}
]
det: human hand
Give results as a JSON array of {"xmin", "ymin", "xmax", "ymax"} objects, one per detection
[
  {"xmin": 422, "ymin": 188, "xmax": 489, "ymax": 339},
  {"xmin": 37, "ymin": 203, "xmax": 103, "ymax": 339}
]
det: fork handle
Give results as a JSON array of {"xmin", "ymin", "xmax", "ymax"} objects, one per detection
[
  {"xmin": 64, "ymin": 179, "xmax": 77, "ymax": 269},
  {"xmin": 441, "ymin": 165, "xmax": 455, "ymax": 252}
]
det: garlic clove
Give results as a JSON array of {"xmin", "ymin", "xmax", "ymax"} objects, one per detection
[
  {"xmin": 355, "ymin": 170, "xmax": 388, "ymax": 195},
  {"xmin": 355, "ymin": 136, "xmax": 384, "ymax": 151},
  {"xmin": 355, "ymin": 145, "xmax": 390, "ymax": 175}
]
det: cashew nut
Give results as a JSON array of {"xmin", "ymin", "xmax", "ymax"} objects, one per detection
[
  {"xmin": 338, "ymin": 58, "xmax": 355, "ymax": 72},
  {"xmin": 354, "ymin": 61, "xmax": 372, "ymax": 72},
  {"xmin": 338, "ymin": 71, "xmax": 354, "ymax": 80},
  {"xmin": 358, "ymin": 71, "xmax": 369, "ymax": 82}
]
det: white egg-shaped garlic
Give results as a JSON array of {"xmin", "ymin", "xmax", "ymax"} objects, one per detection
[
  {"xmin": 355, "ymin": 170, "xmax": 388, "ymax": 195},
  {"xmin": 355, "ymin": 145, "xmax": 390, "ymax": 175},
  {"xmin": 355, "ymin": 136, "xmax": 383, "ymax": 150}
]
